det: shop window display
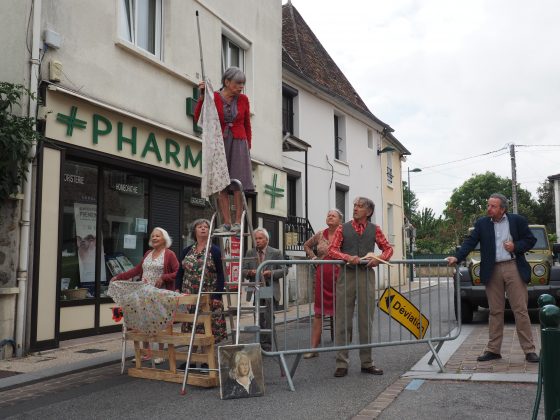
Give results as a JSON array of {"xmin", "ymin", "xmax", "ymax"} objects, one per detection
[
  {"xmin": 60, "ymin": 161, "xmax": 100, "ymax": 300},
  {"xmin": 101, "ymin": 169, "xmax": 149, "ymax": 294}
]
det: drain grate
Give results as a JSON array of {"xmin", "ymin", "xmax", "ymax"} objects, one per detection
[{"xmin": 75, "ymin": 348, "xmax": 107, "ymax": 354}]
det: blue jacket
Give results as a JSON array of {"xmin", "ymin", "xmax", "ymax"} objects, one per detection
[{"xmin": 454, "ymin": 213, "xmax": 536, "ymax": 284}]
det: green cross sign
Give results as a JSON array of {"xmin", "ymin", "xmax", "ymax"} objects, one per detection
[
  {"xmin": 264, "ymin": 173, "xmax": 284, "ymax": 209},
  {"xmin": 56, "ymin": 105, "xmax": 87, "ymax": 136}
]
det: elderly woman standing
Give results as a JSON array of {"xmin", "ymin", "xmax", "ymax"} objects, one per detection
[
  {"xmin": 111, "ymin": 227, "xmax": 179, "ymax": 363},
  {"xmin": 303, "ymin": 209, "xmax": 343, "ymax": 358},
  {"xmin": 175, "ymin": 219, "xmax": 227, "ymax": 343},
  {"xmin": 194, "ymin": 67, "xmax": 254, "ymax": 233},
  {"xmin": 111, "ymin": 227, "xmax": 179, "ymax": 289}
]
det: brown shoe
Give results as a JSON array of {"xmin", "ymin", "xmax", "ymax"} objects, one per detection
[
  {"xmin": 477, "ymin": 351, "xmax": 502, "ymax": 362},
  {"xmin": 303, "ymin": 352, "xmax": 319, "ymax": 359},
  {"xmin": 334, "ymin": 367, "xmax": 348, "ymax": 377},
  {"xmin": 361, "ymin": 366, "xmax": 383, "ymax": 375}
]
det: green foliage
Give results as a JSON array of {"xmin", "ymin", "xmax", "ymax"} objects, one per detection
[
  {"xmin": 0, "ymin": 82, "xmax": 41, "ymax": 200},
  {"xmin": 402, "ymin": 180, "xmax": 419, "ymax": 219},
  {"xmin": 412, "ymin": 208, "xmax": 455, "ymax": 254},
  {"xmin": 444, "ymin": 171, "xmax": 537, "ymax": 231},
  {"xmin": 534, "ymin": 180, "xmax": 555, "ymax": 229}
]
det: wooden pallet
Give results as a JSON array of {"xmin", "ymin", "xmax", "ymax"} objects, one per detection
[{"xmin": 126, "ymin": 294, "xmax": 218, "ymax": 388}]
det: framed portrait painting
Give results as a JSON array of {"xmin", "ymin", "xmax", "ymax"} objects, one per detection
[{"xmin": 218, "ymin": 343, "xmax": 265, "ymax": 400}]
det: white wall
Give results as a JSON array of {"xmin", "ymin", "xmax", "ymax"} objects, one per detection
[
  {"xmin": 282, "ymin": 77, "xmax": 385, "ymax": 231},
  {"xmin": 35, "ymin": 0, "xmax": 282, "ymax": 167}
]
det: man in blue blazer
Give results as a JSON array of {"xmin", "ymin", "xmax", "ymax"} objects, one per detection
[{"xmin": 447, "ymin": 193, "xmax": 539, "ymax": 363}]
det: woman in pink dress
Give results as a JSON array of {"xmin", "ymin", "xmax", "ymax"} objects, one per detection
[{"xmin": 303, "ymin": 209, "xmax": 343, "ymax": 358}]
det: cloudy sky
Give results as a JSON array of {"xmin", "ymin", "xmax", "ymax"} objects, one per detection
[{"xmin": 287, "ymin": 0, "xmax": 560, "ymax": 216}]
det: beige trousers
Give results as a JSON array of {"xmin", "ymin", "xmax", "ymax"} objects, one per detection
[
  {"xmin": 485, "ymin": 260, "xmax": 535, "ymax": 354},
  {"xmin": 335, "ymin": 267, "xmax": 376, "ymax": 369}
]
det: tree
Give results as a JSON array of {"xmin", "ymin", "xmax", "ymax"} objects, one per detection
[
  {"xmin": 444, "ymin": 172, "xmax": 537, "ymax": 244},
  {"xmin": 0, "ymin": 82, "xmax": 42, "ymax": 200},
  {"xmin": 402, "ymin": 180, "xmax": 419, "ymax": 220},
  {"xmin": 534, "ymin": 179, "xmax": 555, "ymax": 229}
]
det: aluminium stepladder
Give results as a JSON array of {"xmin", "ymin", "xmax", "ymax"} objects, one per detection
[{"xmin": 180, "ymin": 179, "xmax": 274, "ymax": 394}]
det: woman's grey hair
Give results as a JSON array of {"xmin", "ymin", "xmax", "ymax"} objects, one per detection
[
  {"xmin": 190, "ymin": 218, "xmax": 211, "ymax": 241},
  {"xmin": 254, "ymin": 227, "xmax": 269, "ymax": 241},
  {"xmin": 222, "ymin": 66, "xmax": 246, "ymax": 86},
  {"xmin": 490, "ymin": 193, "xmax": 509, "ymax": 211},
  {"xmin": 353, "ymin": 197, "xmax": 375, "ymax": 221},
  {"xmin": 229, "ymin": 351, "xmax": 255, "ymax": 381},
  {"xmin": 328, "ymin": 208, "xmax": 344, "ymax": 221},
  {"xmin": 149, "ymin": 227, "xmax": 172, "ymax": 248}
]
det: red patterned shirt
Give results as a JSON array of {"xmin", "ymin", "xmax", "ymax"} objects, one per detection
[{"xmin": 328, "ymin": 220, "xmax": 393, "ymax": 262}]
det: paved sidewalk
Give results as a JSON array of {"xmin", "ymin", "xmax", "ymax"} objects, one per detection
[{"xmin": 353, "ymin": 322, "xmax": 544, "ymax": 419}]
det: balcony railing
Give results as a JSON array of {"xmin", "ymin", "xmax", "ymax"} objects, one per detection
[{"xmin": 284, "ymin": 216, "xmax": 315, "ymax": 252}]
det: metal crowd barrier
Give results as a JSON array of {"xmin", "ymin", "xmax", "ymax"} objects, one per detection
[{"xmin": 252, "ymin": 258, "xmax": 461, "ymax": 391}]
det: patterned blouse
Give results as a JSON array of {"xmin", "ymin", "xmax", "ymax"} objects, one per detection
[{"xmin": 141, "ymin": 250, "xmax": 164, "ymax": 287}]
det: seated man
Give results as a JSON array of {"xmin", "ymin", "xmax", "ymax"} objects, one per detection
[{"xmin": 242, "ymin": 228, "xmax": 285, "ymax": 349}]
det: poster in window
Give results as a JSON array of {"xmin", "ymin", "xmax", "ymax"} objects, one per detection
[
  {"xmin": 74, "ymin": 203, "xmax": 106, "ymax": 285},
  {"xmin": 106, "ymin": 257, "xmax": 123, "ymax": 277},
  {"xmin": 116, "ymin": 254, "xmax": 135, "ymax": 271},
  {"xmin": 224, "ymin": 236, "xmax": 241, "ymax": 290}
]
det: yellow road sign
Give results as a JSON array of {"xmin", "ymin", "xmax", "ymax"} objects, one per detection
[{"xmin": 378, "ymin": 287, "xmax": 429, "ymax": 339}]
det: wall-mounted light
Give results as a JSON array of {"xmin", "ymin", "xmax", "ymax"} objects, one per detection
[{"xmin": 377, "ymin": 146, "xmax": 396, "ymax": 155}]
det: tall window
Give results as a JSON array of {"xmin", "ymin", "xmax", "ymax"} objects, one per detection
[
  {"xmin": 222, "ymin": 35, "xmax": 245, "ymax": 73},
  {"xmin": 367, "ymin": 129, "xmax": 374, "ymax": 149},
  {"xmin": 119, "ymin": 0, "xmax": 163, "ymax": 58},
  {"xmin": 386, "ymin": 152, "xmax": 394, "ymax": 186},
  {"xmin": 335, "ymin": 185, "xmax": 347, "ymax": 221},
  {"xmin": 387, "ymin": 204, "xmax": 395, "ymax": 244},
  {"xmin": 287, "ymin": 176, "xmax": 298, "ymax": 217},
  {"xmin": 282, "ymin": 84, "xmax": 298, "ymax": 135},
  {"xmin": 334, "ymin": 113, "xmax": 346, "ymax": 161}
]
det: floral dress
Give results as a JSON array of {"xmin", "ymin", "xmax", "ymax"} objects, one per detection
[
  {"xmin": 181, "ymin": 246, "xmax": 227, "ymax": 343},
  {"xmin": 141, "ymin": 250, "xmax": 164, "ymax": 287}
]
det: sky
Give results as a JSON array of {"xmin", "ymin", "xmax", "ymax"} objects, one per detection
[{"xmin": 286, "ymin": 0, "xmax": 560, "ymax": 216}]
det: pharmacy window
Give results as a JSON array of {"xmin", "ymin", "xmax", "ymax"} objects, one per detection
[{"xmin": 119, "ymin": 0, "xmax": 163, "ymax": 58}]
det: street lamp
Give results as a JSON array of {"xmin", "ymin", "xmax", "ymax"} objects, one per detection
[{"xmin": 407, "ymin": 167, "xmax": 422, "ymax": 281}]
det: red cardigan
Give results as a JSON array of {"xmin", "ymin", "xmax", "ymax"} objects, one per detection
[
  {"xmin": 194, "ymin": 92, "xmax": 252, "ymax": 149},
  {"xmin": 114, "ymin": 249, "xmax": 179, "ymax": 291}
]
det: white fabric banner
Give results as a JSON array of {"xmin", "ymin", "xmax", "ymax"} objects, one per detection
[{"xmin": 200, "ymin": 79, "xmax": 230, "ymax": 198}]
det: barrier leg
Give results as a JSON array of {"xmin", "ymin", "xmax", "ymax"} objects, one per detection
[
  {"xmin": 427, "ymin": 340, "xmax": 445, "ymax": 372},
  {"xmin": 290, "ymin": 353, "xmax": 302, "ymax": 379},
  {"xmin": 279, "ymin": 353, "xmax": 296, "ymax": 392},
  {"xmin": 427, "ymin": 340, "xmax": 444, "ymax": 366}
]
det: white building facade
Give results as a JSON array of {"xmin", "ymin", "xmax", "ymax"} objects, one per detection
[
  {"xmin": 0, "ymin": 0, "xmax": 283, "ymax": 353},
  {"xmin": 281, "ymin": 4, "xmax": 409, "ymax": 290}
]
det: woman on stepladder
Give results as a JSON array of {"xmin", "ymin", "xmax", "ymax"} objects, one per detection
[{"xmin": 194, "ymin": 67, "xmax": 254, "ymax": 233}]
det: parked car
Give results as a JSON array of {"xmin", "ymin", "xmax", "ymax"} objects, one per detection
[{"xmin": 456, "ymin": 225, "xmax": 560, "ymax": 323}]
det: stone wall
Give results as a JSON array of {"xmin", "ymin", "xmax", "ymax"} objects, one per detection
[{"xmin": 0, "ymin": 199, "xmax": 20, "ymax": 357}]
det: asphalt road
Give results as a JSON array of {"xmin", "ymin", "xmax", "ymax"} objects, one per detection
[{"xmin": 1, "ymin": 285, "xmax": 456, "ymax": 420}]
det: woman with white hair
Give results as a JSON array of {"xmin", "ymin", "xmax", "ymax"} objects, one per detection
[
  {"xmin": 111, "ymin": 227, "xmax": 179, "ymax": 291},
  {"xmin": 194, "ymin": 67, "xmax": 254, "ymax": 233},
  {"xmin": 111, "ymin": 227, "xmax": 179, "ymax": 363}
]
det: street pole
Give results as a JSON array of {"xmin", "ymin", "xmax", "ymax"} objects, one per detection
[
  {"xmin": 510, "ymin": 144, "xmax": 518, "ymax": 213},
  {"xmin": 407, "ymin": 167, "xmax": 421, "ymax": 281}
]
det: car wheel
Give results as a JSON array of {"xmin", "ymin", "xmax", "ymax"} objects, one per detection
[{"xmin": 454, "ymin": 296, "xmax": 474, "ymax": 324}]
